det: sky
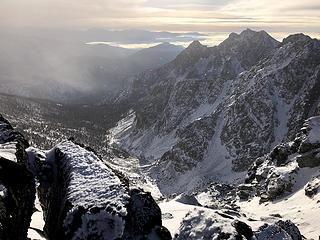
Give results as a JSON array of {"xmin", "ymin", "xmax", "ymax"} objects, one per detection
[
  {"xmin": 0, "ymin": 0, "xmax": 319, "ymax": 46},
  {"xmin": 1, "ymin": 0, "xmax": 319, "ymax": 32}
]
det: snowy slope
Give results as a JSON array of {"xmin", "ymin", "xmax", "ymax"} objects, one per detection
[
  {"xmin": 28, "ymin": 196, "xmax": 46, "ymax": 240},
  {"xmin": 241, "ymin": 116, "xmax": 320, "ymax": 239},
  {"xmin": 239, "ymin": 175, "xmax": 320, "ymax": 239}
]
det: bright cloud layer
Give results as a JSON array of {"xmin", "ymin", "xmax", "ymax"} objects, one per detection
[{"xmin": 0, "ymin": 0, "xmax": 319, "ymax": 34}]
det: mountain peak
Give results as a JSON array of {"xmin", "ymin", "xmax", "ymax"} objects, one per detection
[
  {"xmin": 282, "ymin": 33, "xmax": 312, "ymax": 45},
  {"xmin": 240, "ymin": 28, "xmax": 256, "ymax": 35},
  {"xmin": 227, "ymin": 29, "xmax": 257, "ymax": 39},
  {"xmin": 187, "ymin": 40, "xmax": 205, "ymax": 50},
  {"xmin": 236, "ymin": 29, "xmax": 276, "ymax": 42},
  {"xmin": 154, "ymin": 42, "xmax": 184, "ymax": 51},
  {"xmin": 221, "ymin": 29, "xmax": 279, "ymax": 49}
]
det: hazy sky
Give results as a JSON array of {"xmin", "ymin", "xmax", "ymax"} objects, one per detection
[{"xmin": 1, "ymin": 0, "xmax": 320, "ymax": 34}]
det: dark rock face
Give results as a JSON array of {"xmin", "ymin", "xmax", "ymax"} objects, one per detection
[
  {"xmin": 255, "ymin": 220, "xmax": 302, "ymax": 240},
  {"xmin": 232, "ymin": 220, "xmax": 253, "ymax": 239},
  {"xmin": 34, "ymin": 141, "xmax": 170, "ymax": 240},
  {"xmin": 122, "ymin": 189, "xmax": 163, "ymax": 238},
  {"xmin": 0, "ymin": 115, "xmax": 35, "ymax": 240},
  {"xmin": 157, "ymin": 115, "xmax": 219, "ymax": 175},
  {"xmin": 275, "ymin": 220, "xmax": 302, "ymax": 240},
  {"xmin": 296, "ymin": 149, "xmax": 320, "ymax": 167}
]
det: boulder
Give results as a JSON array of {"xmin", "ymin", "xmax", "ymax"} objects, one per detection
[
  {"xmin": 276, "ymin": 220, "xmax": 302, "ymax": 240},
  {"xmin": 176, "ymin": 194, "xmax": 201, "ymax": 206},
  {"xmin": 174, "ymin": 209, "xmax": 239, "ymax": 240},
  {"xmin": 255, "ymin": 223, "xmax": 292, "ymax": 239},
  {"xmin": 236, "ymin": 184, "xmax": 256, "ymax": 200},
  {"xmin": 255, "ymin": 220, "xmax": 302, "ymax": 240},
  {"xmin": 195, "ymin": 183, "xmax": 238, "ymax": 210},
  {"xmin": 270, "ymin": 144, "xmax": 291, "ymax": 166},
  {"xmin": 304, "ymin": 177, "xmax": 320, "ymax": 197},
  {"xmin": 232, "ymin": 220, "xmax": 253, "ymax": 239},
  {"xmin": 298, "ymin": 116, "xmax": 320, "ymax": 154},
  {"xmin": 175, "ymin": 209, "xmax": 302, "ymax": 240}
]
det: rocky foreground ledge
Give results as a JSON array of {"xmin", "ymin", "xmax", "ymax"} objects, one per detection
[
  {"xmin": 28, "ymin": 140, "xmax": 171, "ymax": 239},
  {"xmin": 0, "ymin": 115, "xmax": 35, "ymax": 240},
  {"xmin": 0, "ymin": 115, "xmax": 171, "ymax": 240}
]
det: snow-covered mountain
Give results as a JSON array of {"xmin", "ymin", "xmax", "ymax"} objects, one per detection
[
  {"xmin": 1, "ymin": 28, "xmax": 320, "ymax": 239},
  {"xmin": 113, "ymin": 29, "xmax": 320, "ymax": 195}
]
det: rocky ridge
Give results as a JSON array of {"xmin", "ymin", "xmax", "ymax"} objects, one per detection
[{"xmin": 115, "ymin": 29, "xmax": 320, "ymax": 195}]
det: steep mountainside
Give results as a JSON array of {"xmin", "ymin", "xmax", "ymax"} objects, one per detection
[{"xmin": 114, "ymin": 29, "xmax": 320, "ymax": 195}]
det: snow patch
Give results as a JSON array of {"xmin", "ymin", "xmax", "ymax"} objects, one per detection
[
  {"xmin": 0, "ymin": 142, "xmax": 18, "ymax": 162},
  {"xmin": 57, "ymin": 141, "xmax": 129, "ymax": 212},
  {"xmin": 304, "ymin": 116, "xmax": 320, "ymax": 144}
]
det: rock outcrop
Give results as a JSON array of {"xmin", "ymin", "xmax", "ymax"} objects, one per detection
[
  {"xmin": 175, "ymin": 209, "xmax": 302, "ymax": 240},
  {"xmin": 255, "ymin": 220, "xmax": 302, "ymax": 240},
  {"xmin": 29, "ymin": 141, "xmax": 171, "ymax": 239},
  {"xmin": 246, "ymin": 116, "xmax": 320, "ymax": 201},
  {"xmin": 304, "ymin": 176, "xmax": 320, "ymax": 197},
  {"xmin": 0, "ymin": 115, "xmax": 35, "ymax": 240}
]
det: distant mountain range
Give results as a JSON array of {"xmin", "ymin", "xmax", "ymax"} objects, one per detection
[{"xmin": 0, "ymin": 32, "xmax": 184, "ymax": 103}]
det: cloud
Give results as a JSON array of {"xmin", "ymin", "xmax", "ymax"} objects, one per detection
[{"xmin": 0, "ymin": 0, "xmax": 319, "ymax": 33}]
